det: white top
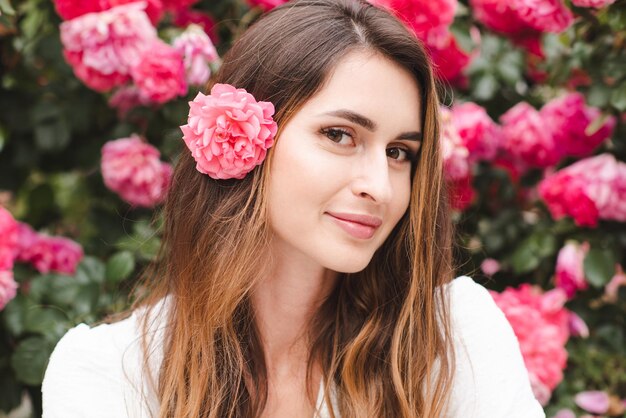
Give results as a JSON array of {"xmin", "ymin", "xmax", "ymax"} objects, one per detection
[{"xmin": 41, "ymin": 276, "xmax": 546, "ymax": 418}]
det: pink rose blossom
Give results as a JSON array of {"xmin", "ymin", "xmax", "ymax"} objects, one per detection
[
  {"xmin": 541, "ymin": 92, "xmax": 616, "ymax": 158},
  {"xmin": 15, "ymin": 224, "xmax": 84, "ymax": 275},
  {"xmin": 101, "ymin": 135, "xmax": 173, "ymax": 207},
  {"xmin": 452, "ymin": 102, "xmax": 501, "ymax": 162},
  {"xmin": 0, "ymin": 206, "xmax": 18, "ymax": 271},
  {"xmin": 161, "ymin": 0, "xmax": 200, "ymax": 11},
  {"xmin": 555, "ymin": 241, "xmax": 589, "ymax": 299},
  {"xmin": 440, "ymin": 107, "xmax": 470, "ymax": 181},
  {"xmin": 14, "ymin": 223, "xmax": 40, "ymax": 264},
  {"xmin": 552, "ymin": 409, "xmax": 576, "ymax": 418},
  {"xmin": 246, "ymin": 0, "xmax": 288, "ymax": 11},
  {"xmin": 369, "ymin": 0, "xmax": 456, "ymax": 40},
  {"xmin": 427, "ymin": 31, "xmax": 473, "ymax": 84},
  {"xmin": 173, "ymin": 24, "xmax": 219, "ymax": 87},
  {"xmin": 571, "ymin": 0, "xmax": 616, "ymax": 7},
  {"xmin": 470, "ymin": 0, "xmax": 572, "ymax": 35},
  {"xmin": 172, "ymin": 9, "xmax": 218, "ymax": 42},
  {"xmin": 512, "ymin": 0, "xmax": 574, "ymax": 33},
  {"xmin": 481, "ymin": 258, "xmax": 501, "ymax": 275},
  {"xmin": 180, "ymin": 83, "xmax": 278, "ymax": 180},
  {"xmin": 539, "ymin": 154, "xmax": 626, "ymax": 226},
  {"xmin": 538, "ymin": 172, "xmax": 599, "ymax": 227},
  {"xmin": 490, "ymin": 284, "xmax": 570, "ymax": 405},
  {"xmin": 568, "ymin": 311, "xmax": 589, "ymax": 338},
  {"xmin": 500, "ymin": 102, "xmax": 560, "ymax": 168},
  {"xmin": 131, "ymin": 41, "xmax": 187, "ymax": 104},
  {"xmin": 0, "ymin": 270, "xmax": 18, "ymax": 311},
  {"xmin": 575, "ymin": 391, "xmax": 610, "ymax": 415},
  {"xmin": 60, "ymin": 2, "xmax": 158, "ymax": 92},
  {"xmin": 54, "ymin": 0, "xmax": 164, "ymax": 24},
  {"xmin": 449, "ymin": 174, "xmax": 476, "ymax": 211}
]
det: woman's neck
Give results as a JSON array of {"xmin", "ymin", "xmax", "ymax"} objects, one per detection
[{"xmin": 251, "ymin": 240, "xmax": 338, "ymax": 376}]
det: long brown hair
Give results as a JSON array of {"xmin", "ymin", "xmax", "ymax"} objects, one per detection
[{"xmin": 132, "ymin": 0, "xmax": 456, "ymax": 416}]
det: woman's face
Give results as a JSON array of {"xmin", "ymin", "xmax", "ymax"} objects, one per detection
[{"xmin": 267, "ymin": 49, "xmax": 423, "ymax": 273}]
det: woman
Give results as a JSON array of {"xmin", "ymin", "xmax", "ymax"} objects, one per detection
[{"xmin": 42, "ymin": 0, "xmax": 545, "ymax": 417}]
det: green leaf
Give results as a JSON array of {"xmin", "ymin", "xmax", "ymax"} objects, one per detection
[
  {"xmin": 10, "ymin": 336, "xmax": 54, "ymax": 386},
  {"xmin": 1, "ymin": 294, "xmax": 29, "ymax": 337},
  {"xmin": 75, "ymin": 256, "xmax": 105, "ymax": 284},
  {"xmin": 23, "ymin": 306, "xmax": 68, "ymax": 338},
  {"xmin": 106, "ymin": 251, "xmax": 136, "ymax": 284},
  {"xmin": 0, "ymin": 370, "xmax": 23, "ymax": 413},
  {"xmin": 472, "ymin": 73, "xmax": 498, "ymax": 101},
  {"xmin": 510, "ymin": 231, "xmax": 556, "ymax": 274},
  {"xmin": 610, "ymin": 81, "xmax": 626, "ymax": 112},
  {"xmin": 72, "ymin": 282, "xmax": 101, "ymax": 316},
  {"xmin": 0, "ymin": 0, "xmax": 15, "ymax": 16},
  {"xmin": 584, "ymin": 248, "xmax": 616, "ymax": 287}
]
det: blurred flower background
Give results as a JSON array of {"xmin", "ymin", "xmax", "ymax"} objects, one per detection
[{"xmin": 0, "ymin": 0, "xmax": 624, "ymax": 416}]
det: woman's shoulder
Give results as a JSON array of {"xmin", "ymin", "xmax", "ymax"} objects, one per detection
[
  {"xmin": 442, "ymin": 276, "xmax": 546, "ymax": 418},
  {"xmin": 41, "ymin": 296, "xmax": 171, "ymax": 418}
]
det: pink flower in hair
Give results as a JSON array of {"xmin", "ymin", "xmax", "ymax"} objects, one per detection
[
  {"xmin": 0, "ymin": 270, "xmax": 18, "ymax": 311},
  {"xmin": 180, "ymin": 83, "xmax": 278, "ymax": 180},
  {"xmin": 101, "ymin": 135, "xmax": 173, "ymax": 207}
]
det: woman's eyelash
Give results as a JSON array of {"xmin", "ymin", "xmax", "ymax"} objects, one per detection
[{"xmin": 319, "ymin": 127, "xmax": 353, "ymax": 144}]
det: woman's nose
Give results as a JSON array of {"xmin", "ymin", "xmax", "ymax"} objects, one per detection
[{"xmin": 350, "ymin": 150, "xmax": 393, "ymax": 204}]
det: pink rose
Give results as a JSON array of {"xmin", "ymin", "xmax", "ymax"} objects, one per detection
[
  {"xmin": 246, "ymin": 0, "xmax": 288, "ymax": 11},
  {"xmin": 16, "ymin": 226, "xmax": 84, "ymax": 275},
  {"xmin": 539, "ymin": 154, "xmax": 626, "ymax": 226},
  {"xmin": 500, "ymin": 102, "xmax": 560, "ymax": 168},
  {"xmin": 538, "ymin": 172, "xmax": 599, "ymax": 227},
  {"xmin": 470, "ymin": 0, "xmax": 532, "ymax": 35},
  {"xmin": 555, "ymin": 241, "xmax": 589, "ymax": 299},
  {"xmin": 131, "ymin": 41, "xmax": 187, "ymax": 104},
  {"xmin": 172, "ymin": 9, "xmax": 218, "ymax": 42},
  {"xmin": 60, "ymin": 2, "xmax": 158, "ymax": 92},
  {"xmin": 571, "ymin": 0, "xmax": 616, "ymax": 7},
  {"xmin": 575, "ymin": 391, "xmax": 610, "ymax": 415},
  {"xmin": 427, "ymin": 31, "xmax": 473, "ymax": 84},
  {"xmin": 54, "ymin": 0, "xmax": 164, "ymax": 23},
  {"xmin": 0, "ymin": 270, "xmax": 18, "ymax": 311},
  {"xmin": 180, "ymin": 83, "xmax": 278, "ymax": 180},
  {"xmin": 452, "ymin": 102, "xmax": 501, "ymax": 162},
  {"xmin": 490, "ymin": 284, "xmax": 570, "ymax": 405},
  {"xmin": 33, "ymin": 236, "xmax": 84, "ymax": 275},
  {"xmin": 161, "ymin": 0, "xmax": 200, "ymax": 11},
  {"xmin": 369, "ymin": 0, "xmax": 456, "ymax": 40},
  {"xmin": 440, "ymin": 107, "xmax": 470, "ymax": 181},
  {"xmin": 14, "ymin": 222, "xmax": 40, "ymax": 264},
  {"xmin": 173, "ymin": 24, "xmax": 219, "ymax": 87},
  {"xmin": 511, "ymin": 0, "xmax": 574, "ymax": 33},
  {"xmin": 449, "ymin": 174, "xmax": 476, "ymax": 211},
  {"xmin": 101, "ymin": 135, "xmax": 173, "ymax": 207},
  {"xmin": 541, "ymin": 92, "xmax": 616, "ymax": 158},
  {"xmin": 0, "ymin": 206, "xmax": 18, "ymax": 271},
  {"xmin": 481, "ymin": 258, "xmax": 501, "ymax": 275},
  {"xmin": 552, "ymin": 409, "xmax": 576, "ymax": 418}
]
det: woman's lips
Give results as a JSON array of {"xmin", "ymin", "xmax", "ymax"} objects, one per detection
[{"xmin": 325, "ymin": 211, "xmax": 382, "ymax": 240}]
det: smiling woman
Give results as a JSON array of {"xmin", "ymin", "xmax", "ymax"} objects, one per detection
[{"xmin": 41, "ymin": 0, "xmax": 545, "ymax": 417}]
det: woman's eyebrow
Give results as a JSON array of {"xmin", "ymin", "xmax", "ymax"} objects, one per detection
[{"xmin": 319, "ymin": 109, "xmax": 422, "ymax": 141}]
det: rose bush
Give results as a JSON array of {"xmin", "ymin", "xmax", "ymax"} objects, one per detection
[{"xmin": 0, "ymin": 0, "xmax": 624, "ymax": 416}]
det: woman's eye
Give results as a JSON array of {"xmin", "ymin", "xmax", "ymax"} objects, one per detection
[
  {"xmin": 387, "ymin": 147, "xmax": 410, "ymax": 162},
  {"xmin": 321, "ymin": 128, "xmax": 354, "ymax": 145}
]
